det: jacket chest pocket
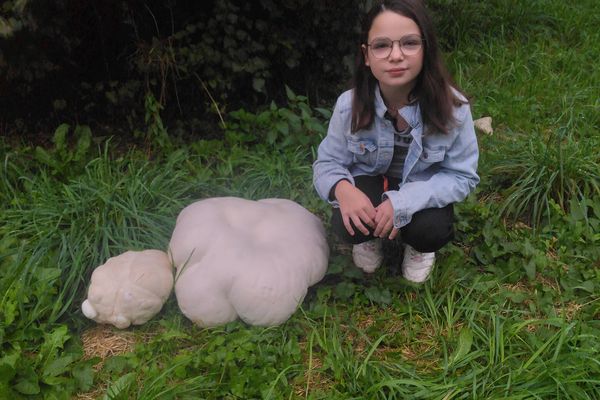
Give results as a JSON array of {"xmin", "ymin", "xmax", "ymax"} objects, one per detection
[
  {"xmin": 347, "ymin": 139, "xmax": 378, "ymax": 166},
  {"xmin": 420, "ymin": 147, "xmax": 445, "ymax": 163},
  {"xmin": 412, "ymin": 146, "xmax": 446, "ymax": 173}
]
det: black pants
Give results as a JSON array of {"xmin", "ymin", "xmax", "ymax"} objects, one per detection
[{"xmin": 331, "ymin": 175, "xmax": 454, "ymax": 253}]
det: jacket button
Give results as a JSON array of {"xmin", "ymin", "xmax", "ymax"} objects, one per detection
[{"xmin": 423, "ymin": 152, "xmax": 428, "ymax": 159}]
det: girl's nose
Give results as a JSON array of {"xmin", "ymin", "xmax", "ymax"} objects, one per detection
[{"xmin": 389, "ymin": 41, "xmax": 405, "ymax": 61}]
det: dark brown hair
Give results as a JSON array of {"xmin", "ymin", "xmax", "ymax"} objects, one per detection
[{"xmin": 351, "ymin": 0, "xmax": 466, "ymax": 134}]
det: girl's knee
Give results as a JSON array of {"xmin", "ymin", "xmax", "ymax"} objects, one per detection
[
  {"xmin": 403, "ymin": 227, "xmax": 453, "ymax": 252},
  {"xmin": 401, "ymin": 205, "xmax": 454, "ymax": 252}
]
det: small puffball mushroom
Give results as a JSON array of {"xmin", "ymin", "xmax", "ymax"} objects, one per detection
[
  {"xmin": 169, "ymin": 197, "xmax": 329, "ymax": 327},
  {"xmin": 474, "ymin": 116, "xmax": 493, "ymax": 135},
  {"xmin": 82, "ymin": 250, "xmax": 173, "ymax": 329}
]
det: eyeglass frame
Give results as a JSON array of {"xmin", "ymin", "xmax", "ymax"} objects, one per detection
[{"xmin": 365, "ymin": 35, "xmax": 425, "ymax": 59}]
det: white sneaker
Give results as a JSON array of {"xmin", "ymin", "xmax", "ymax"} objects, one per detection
[
  {"xmin": 401, "ymin": 244, "xmax": 435, "ymax": 283},
  {"xmin": 352, "ymin": 239, "xmax": 383, "ymax": 273}
]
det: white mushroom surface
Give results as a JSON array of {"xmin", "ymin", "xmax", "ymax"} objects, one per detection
[
  {"xmin": 474, "ymin": 116, "xmax": 494, "ymax": 135},
  {"xmin": 169, "ymin": 197, "xmax": 329, "ymax": 327},
  {"xmin": 81, "ymin": 250, "xmax": 173, "ymax": 329}
]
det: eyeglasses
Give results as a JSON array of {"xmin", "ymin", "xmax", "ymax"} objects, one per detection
[{"xmin": 366, "ymin": 35, "xmax": 424, "ymax": 59}]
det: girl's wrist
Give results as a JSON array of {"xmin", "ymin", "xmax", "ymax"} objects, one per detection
[{"xmin": 334, "ymin": 179, "xmax": 352, "ymax": 200}]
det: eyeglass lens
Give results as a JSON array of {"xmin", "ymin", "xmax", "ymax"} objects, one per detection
[{"xmin": 369, "ymin": 35, "xmax": 423, "ymax": 58}]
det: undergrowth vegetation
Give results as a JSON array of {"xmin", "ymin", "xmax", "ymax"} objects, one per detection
[{"xmin": 1, "ymin": 1, "xmax": 599, "ymax": 399}]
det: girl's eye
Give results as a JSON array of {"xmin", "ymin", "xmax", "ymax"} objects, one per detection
[
  {"xmin": 402, "ymin": 35, "xmax": 422, "ymax": 49},
  {"xmin": 373, "ymin": 41, "xmax": 391, "ymax": 49}
]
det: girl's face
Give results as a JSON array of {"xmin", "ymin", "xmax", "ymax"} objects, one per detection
[{"xmin": 362, "ymin": 11, "xmax": 424, "ymax": 103}]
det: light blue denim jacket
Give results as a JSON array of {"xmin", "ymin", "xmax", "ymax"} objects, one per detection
[{"xmin": 313, "ymin": 86, "xmax": 480, "ymax": 228}]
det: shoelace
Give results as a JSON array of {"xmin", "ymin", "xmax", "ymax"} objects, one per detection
[{"xmin": 409, "ymin": 254, "xmax": 425, "ymax": 262}]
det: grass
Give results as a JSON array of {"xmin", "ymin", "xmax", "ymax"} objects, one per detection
[
  {"xmin": 1, "ymin": 0, "xmax": 600, "ymax": 398},
  {"xmin": 449, "ymin": 0, "xmax": 600, "ymax": 228},
  {"xmin": 490, "ymin": 129, "xmax": 600, "ymax": 227}
]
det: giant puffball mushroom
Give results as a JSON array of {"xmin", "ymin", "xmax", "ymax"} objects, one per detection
[
  {"xmin": 81, "ymin": 250, "xmax": 173, "ymax": 329},
  {"xmin": 169, "ymin": 197, "xmax": 329, "ymax": 327}
]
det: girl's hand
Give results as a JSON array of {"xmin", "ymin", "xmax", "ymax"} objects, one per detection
[
  {"xmin": 374, "ymin": 199, "xmax": 399, "ymax": 240},
  {"xmin": 335, "ymin": 180, "xmax": 376, "ymax": 236}
]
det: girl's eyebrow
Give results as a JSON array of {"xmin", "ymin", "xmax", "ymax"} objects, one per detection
[
  {"xmin": 369, "ymin": 36, "xmax": 390, "ymax": 41},
  {"xmin": 370, "ymin": 34, "xmax": 422, "ymax": 40}
]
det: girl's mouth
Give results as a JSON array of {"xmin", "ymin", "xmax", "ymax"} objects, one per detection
[{"xmin": 387, "ymin": 68, "xmax": 408, "ymax": 76}]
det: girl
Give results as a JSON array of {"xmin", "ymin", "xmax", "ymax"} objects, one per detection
[{"xmin": 313, "ymin": 0, "xmax": 479, "ymax": 282}]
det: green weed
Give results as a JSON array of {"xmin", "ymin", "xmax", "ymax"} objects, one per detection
[
  {"xmin": 491, "ymin": 129, "xmax": 600, "ymax": 228},
  {"xmin": 224, "ymin": 85, "xmax": 330, "ymax": 149},
  {"xmin": 132, "ymin": 92, "xmax": 172, "ymax": 150},
  {"xmin": 33, "ymin": 123, "xmax": 94, "ymax": 181}
]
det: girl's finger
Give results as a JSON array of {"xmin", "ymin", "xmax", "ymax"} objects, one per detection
[
  {"xmin": 389, "ymin": 227, "xmax": 399, "ymax": 240},
  {"xmin": 364, "ymin": 205, "xmax": 377, "ymax": 220},
  {"xmin": 342, "ymin": 213, "xmax": 355, "ymax": 236},
  {"xmin": 374, "ymin": 216, "xmax": 389, "ymax": 237},
  {"xmin": 351, "ymin": 214, "xmax": 370, "ymax": 236},
  {"xmin": 372, "ymin": 213, "xmax": 381, "ymax": 235},
  {"xmin": 373, "ymin": 208, "xmax": 383, "ymax": 225},
  {"xmin": 359, "ymin": 210, "xmax": 375, "ymax": 228},
  {"xmin": 378, "ymin": 220, "xmax": 393, "ymax": 237}
]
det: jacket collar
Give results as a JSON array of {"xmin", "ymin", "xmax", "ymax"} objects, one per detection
[{"xmin": 374, "ymin": 85, "xmax": 422, "ymax": 129}]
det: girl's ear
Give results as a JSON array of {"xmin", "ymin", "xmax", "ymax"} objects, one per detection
[{"xmin": 361, "ymin": 44, "xmax": 370, "ymax": 67}]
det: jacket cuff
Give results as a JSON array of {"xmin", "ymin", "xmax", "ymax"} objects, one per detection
[
  {"xmin": 328, "ymin": 179, "xmax": 352, "ymax": 201},
  {"xmin": 315, "ymin": 173, "xmax": 355, "ymax": 207},
  {"xmin": 382, "ymin": 189, "xmax": 412, "ymax": 228}
]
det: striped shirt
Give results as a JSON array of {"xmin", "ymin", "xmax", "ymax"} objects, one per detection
[{"xmin": 384, "ymin": 108, "xmax": 413, "ymax": 178}]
